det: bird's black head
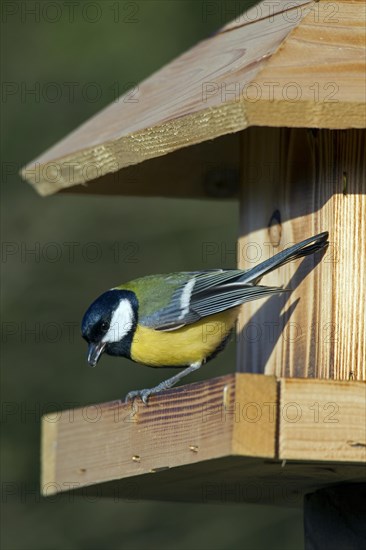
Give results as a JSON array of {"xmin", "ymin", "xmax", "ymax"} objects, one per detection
[{"xmin": 81, "ymin": 289, "xmax": 138, "ymax": 367}]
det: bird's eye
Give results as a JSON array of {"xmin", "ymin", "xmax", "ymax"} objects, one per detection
[{"xmin": 101, "ymin": 321, "xmax": 109, "ymax": 332}]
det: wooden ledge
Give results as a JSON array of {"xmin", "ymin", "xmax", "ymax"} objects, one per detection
[{"xmin": 41, "ymin": 374, "xmax": 366, "ymax": 505}]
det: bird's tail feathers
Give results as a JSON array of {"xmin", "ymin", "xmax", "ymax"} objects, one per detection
[{"xmin": 239, "ymin": 232, "xmax": 329, "ymax": 285}]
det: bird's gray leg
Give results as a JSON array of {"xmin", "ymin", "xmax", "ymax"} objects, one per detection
[{"xmin": 124, "ymin": 362, "xmax": 202, "ymax": 405}]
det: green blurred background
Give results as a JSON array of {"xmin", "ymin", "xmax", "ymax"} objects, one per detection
[{"xmin": 2, "ymin": 1, "xmax": 303, "ymax": 548}]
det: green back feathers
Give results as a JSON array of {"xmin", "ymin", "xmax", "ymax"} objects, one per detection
[{"xmin": 115, "ymin": 272, "xmax": 198, "ymax": 320}]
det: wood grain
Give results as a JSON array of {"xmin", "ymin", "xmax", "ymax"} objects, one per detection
[
  {"xmin": 252, "ymin": 0, "xmax": 366, "ymax": 128},
  {"xmin": 237, "ymin": 127, "xmax": 365, "ymax": 380},
  {"xmin": 279, "ymin": 378, "xmax": 366, "ymax": 461},
  {"xmin": 22, "ymin": 0, "xmax": 361, "ymax": 195},
  {"xmin": 41, "ymin": 374, "xmax": 366, "ymax": 503}
]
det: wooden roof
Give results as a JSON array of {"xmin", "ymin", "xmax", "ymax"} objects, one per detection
[{"xmin": 22, "ymin": 0, "xmax": 366, "ymax": 196}]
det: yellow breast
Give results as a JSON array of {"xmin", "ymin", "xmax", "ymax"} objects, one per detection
[{"xmin": 130, "ymin": 308, "xmax": 239, "ymax": 367}]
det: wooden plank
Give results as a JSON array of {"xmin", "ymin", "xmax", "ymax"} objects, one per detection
[
  {"xmin": 279, "ymin": 379, "xmax": 366, "ymax": 462},
  {"xmin": 252, "ymin": 0, "xmax": 366, "ymax": 129},
  {"xmin": 237, "ymin": 127, "xmax": 366, "ymax": 380},
  {"xmin": 41, "ymin": 374, "xmax": 366, "ymax": 503},
  {"xmin": 41, "ymin": 374, "xmax": 277, "ymax": 496},
  {"xmin": 71, "ymin": 458, "xmax": 366, "ymax": 507},
  {"xmin": 41, "ymin": 414, "xmax": 58, "ymax": 495}
]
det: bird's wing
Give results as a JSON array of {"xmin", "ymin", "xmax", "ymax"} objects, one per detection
[
  {"xmin": 137, "ymin": 270, "xmax": 284, "ymax": 331},
  {"xmin": 128, "ymin": 233, "xmax": 328, "ymax": 330}
]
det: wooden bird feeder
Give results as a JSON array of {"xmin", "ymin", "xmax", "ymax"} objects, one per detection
[{"xmin": 22, "ymin": 0, "xmax": 365, "ymax": 545}]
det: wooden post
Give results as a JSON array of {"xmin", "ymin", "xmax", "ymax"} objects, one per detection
[
  {"xmin": 238, "ymin": 128, "xmax": 366, "ymax": 380},
  {"xmin": 238, "ymin": 128, "xmax": 366, "ymax": 545}
]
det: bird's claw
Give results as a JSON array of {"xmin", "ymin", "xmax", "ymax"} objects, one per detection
[
  {"xmin": 124, "ymin": 381, "xmax": 170, "ymax": 405},
  {"xmin": 124, "ymin": 388, "xmax": 153, "ymax": 405}
]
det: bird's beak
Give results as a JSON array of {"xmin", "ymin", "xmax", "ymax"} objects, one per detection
[{"xmin": 87, "ymin": 342, "xmax": 106, "ymax": 367}]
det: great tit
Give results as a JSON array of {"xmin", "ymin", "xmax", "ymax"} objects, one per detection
[{"xmin": 82, "ymin": 232, "xmax": 328, "ymax": 403}]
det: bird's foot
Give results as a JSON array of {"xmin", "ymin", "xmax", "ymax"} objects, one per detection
[
  {"xmin": 124, "ymin": 388, "xmax": 152, "ymax": 405},
  {"xmin": 124, "ymin": 381, "xmax": 172, "ymax": 405}
]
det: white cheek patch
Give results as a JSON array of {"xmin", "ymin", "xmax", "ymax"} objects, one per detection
[
  {"xmin": 102, "ymin": 299, "xmax": 134, "ymax": 343},
  {"xmin": 179, "ymin": 279, "xmax": 195, "ymax": 319}
]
